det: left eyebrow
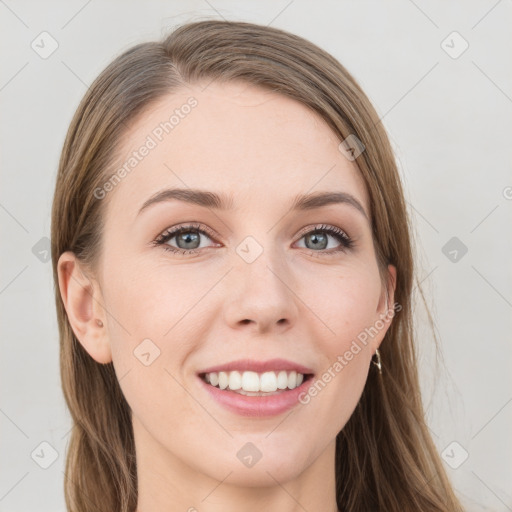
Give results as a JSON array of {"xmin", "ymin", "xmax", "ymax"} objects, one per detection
[
  {"xmin": 290, "ymin": 191, "xmax": 369, "ymax": 221},
  {"xmin": 137, "ymin": 188, "xmax": 369, "ymax": 221}
]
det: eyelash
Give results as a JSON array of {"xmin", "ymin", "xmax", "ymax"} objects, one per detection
[{"xmin": 152, "ymin": 222, "xmax": 355, "ymax": 257}]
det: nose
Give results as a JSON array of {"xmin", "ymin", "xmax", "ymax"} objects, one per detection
[{"xmin": 222, "ymin": 243, "xmax": 299, "ymax": 334}]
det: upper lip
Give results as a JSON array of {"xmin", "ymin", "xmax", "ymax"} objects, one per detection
[{"xmin": 198, "ymin": 358, "xmax": 314, "ymax": 375}]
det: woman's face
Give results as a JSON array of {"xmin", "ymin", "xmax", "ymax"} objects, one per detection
[{"xmin": 63, "ymin": 81, "xmax": 395, "ymax": 489}]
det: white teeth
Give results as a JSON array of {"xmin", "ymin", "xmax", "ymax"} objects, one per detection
[
  {"xmin": 209, "ymin": 372, "xmax": 219, "ymax": 387},
  {"xmin": 203, "ymin": 370, "xmax": 307, "ymax": 392},
  {"xmin": 228, "ymin": 371, "xmax": 242, "ymax": 390},
  {"xmin": 276, "ymin": 370, "xmax": 288, "ymax": 389},
  {"xmin": 260, "ymin": 371, "xmax": 277, "ymax": 392},
  {"xmin": 241, "ymin": 371, "xmax": 260, "ymax": 392},
  {"xmin": 288, "ymin": 370, "xmax": 297, "ymax": 389},
  {"xmin": 218, "ymin": 371, "xmax": 229, "ymax": 390}
]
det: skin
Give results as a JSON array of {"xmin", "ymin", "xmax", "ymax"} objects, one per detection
[{"xmin": 58, "ymin": 81, "xmax": 396, "ymax": 512}]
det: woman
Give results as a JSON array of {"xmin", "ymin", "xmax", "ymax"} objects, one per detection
[{"xmin": 51, "ymin": 19, "xmax": 463, "ymax": 512}]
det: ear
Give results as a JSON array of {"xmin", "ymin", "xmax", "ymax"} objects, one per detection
[
  {"xmin": 371, "ymin": 263, "xmax": 397, "ymax": 353},
  {"xmin": 57, "ymin": 251, "xmax": 112, "ymax": 364}
]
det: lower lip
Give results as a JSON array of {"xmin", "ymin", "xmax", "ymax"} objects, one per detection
[{"xmin": 198, "ymin": 375, "xmax": 314, "ymax": 417}]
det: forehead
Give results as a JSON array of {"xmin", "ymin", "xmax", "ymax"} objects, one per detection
[{"xmin": 106, "ymin": 81, "xmax": 370, "ymax": 221}]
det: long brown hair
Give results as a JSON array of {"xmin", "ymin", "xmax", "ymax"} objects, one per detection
[{"xmin": 51, "ymin": 19, "xmax": 463, "ymax": 511}]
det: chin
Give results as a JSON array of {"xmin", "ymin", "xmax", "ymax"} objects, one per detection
[{"xmin": 199, "ymin": 436, "xmax": 315, "ymax": 486}]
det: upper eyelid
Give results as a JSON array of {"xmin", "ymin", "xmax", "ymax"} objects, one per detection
[
  {"xmin": 156, "ymin": 222, "xmax": 217, "ymax": 242},
  {"xmin": 295, "ymin": 223, "xmax": 349, "ymax": 238}
]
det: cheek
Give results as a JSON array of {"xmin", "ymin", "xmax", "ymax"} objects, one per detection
[
  {"xmin": 103, "ymin": 253, "xmax": 208, "ymax": 356},
  {"xmin": 294, "ymin": 269, "xmax": 379, "ymax": 427},
  {"xmin": 102, "ymin": 254, "xmax": 219, "ymax": 421},
  {"xmin": 301, "ymin": 266, "xmax": 381, "ymax": 349},
  {"xmin": 102, "ymin": 258, "xmax": 203, "ymax": 438}
]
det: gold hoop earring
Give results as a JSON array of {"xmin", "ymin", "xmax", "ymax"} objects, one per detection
[{"xmin": 372, "ymin": 349, "xmax": 382, "ymax": 374}]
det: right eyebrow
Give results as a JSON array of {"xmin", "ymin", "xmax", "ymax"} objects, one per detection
[{"xmin": 138, "ymin": 188, "xmax": 234, "ymax": 216}]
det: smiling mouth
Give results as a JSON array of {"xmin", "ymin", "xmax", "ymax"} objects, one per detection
[{"xmin": 199, "ymin": 370, "xmax": 314, "ymax": 396}]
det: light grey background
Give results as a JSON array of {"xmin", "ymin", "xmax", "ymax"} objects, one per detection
[{"xmin": 1, "ymin": 1, "xmax": 511, "ymax": 510}]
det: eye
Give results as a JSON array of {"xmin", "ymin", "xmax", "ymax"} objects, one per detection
[
  {"xmin": 152, "ymin": 222, "xmax": 354, "ymax": 256},
  {"xmin": 152, "ymin": 222, "xmax": 219, "ymax": 255},
  {"xmin": 294, "ymin": 224, "xmax": 354, "ymax": 256}
]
